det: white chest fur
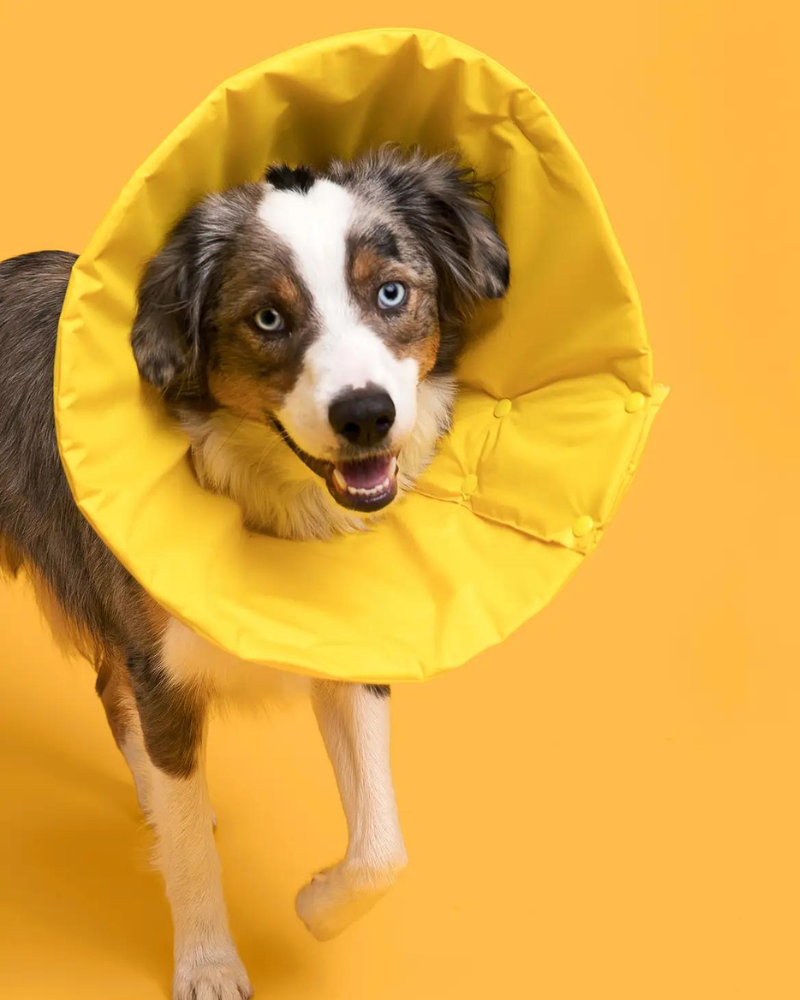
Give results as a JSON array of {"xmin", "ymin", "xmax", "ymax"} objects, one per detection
[{"xmin": 160, "ymin": 617, "xmax": 311, "ymax": 704}]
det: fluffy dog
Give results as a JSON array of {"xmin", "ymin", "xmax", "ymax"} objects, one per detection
[{"xmin": 0, "ymin": 147, "xmax": 509, "ymax": 999}]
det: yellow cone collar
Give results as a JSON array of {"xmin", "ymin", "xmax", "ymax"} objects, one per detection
[{"xmin": 54, "ymin": 28, "xmax": 668, "ymax": 683}]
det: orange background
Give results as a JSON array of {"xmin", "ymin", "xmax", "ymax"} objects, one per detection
[{"xmin": 0, "ymin": 3, "xmax": 798, "ymax": 999}]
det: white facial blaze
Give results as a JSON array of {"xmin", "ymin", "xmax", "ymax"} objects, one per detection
[{"xmin": 257, "ymin": 180, "xmax": 419, "ymax": 457}]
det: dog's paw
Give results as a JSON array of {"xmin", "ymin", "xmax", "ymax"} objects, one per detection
[
  {"xmin": 172, "ymin": 956, "xmax": 252, "ymax": 1000},
  {"xmin": 296, "ymin": 856, "xmax": 407, "ymax": 941}
]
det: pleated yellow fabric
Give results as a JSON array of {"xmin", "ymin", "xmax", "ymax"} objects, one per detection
[{"xmin": 54, "ymin": 27, "xmax": 668, "ymax": 683}]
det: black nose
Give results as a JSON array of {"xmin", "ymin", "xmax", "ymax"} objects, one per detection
[{"xmin": 329, "ymin": 387, "xmax": 396, "ymax": 446}]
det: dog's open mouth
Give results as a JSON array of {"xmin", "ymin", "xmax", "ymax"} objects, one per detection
[
  {"xmin": 272, "ymin": 420, "xmax": 399, "ymax": 513},
  {"xmin": 328, "ymin": 454, "xmax": 398, "ymax": 512}
]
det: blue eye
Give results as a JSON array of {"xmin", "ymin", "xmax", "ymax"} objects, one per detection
[
  {"xmin": 253, "ymin": 308, "xmax": 285, "ymax": 332},
  {"xmin": 377, "ymin": 281, "xmax": 407, "ymax": 309}
]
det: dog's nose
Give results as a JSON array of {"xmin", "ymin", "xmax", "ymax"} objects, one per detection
[{"xmin": 329, "ymin": 388, "xmax": 396, "ymax": 446}]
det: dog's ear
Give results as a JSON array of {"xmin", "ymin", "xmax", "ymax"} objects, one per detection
[
  {"xmin": 375, "ymin": 148, "xmax": 510, "ymax": 322},
  {"xmin": 131, "ymin": 196, "xmax": 236, "ymax": 395}
]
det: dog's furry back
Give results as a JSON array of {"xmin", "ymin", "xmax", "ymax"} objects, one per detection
[{"xmin": 0, "ymin": 251, "xmax": 159, "ymax": 669}]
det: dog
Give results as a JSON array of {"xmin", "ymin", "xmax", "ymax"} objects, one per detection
[{"xmin": 0, "ymin": 146, "xmax": 509, "ymax": 1000}]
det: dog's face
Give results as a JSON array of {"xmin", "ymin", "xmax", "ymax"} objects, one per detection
[{"xmin": 132, "ymin": 149, "xmax": 509, "ymax": 514}]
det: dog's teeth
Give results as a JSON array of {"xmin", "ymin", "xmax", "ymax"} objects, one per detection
[
  {"xmin": 338, "ymin": 467, "xmax": 397, "ymax": 499},
  {"xmin": 344, "ymin": 480, "xmax": 393, "ymax": 498}
]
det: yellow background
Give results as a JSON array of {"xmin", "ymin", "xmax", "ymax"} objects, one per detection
[{"xmin": 0, "ymin": 2, "xmax": 797, "ymax": 998}]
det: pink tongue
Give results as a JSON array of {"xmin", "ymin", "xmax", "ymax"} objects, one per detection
[{"xmin": 338, "ymin": 455, "xmax": 392, "ymax": 489}]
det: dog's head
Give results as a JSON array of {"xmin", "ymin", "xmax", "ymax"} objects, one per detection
[{"xmin": 132, "ymin": 148, "xmax": 509, "ymax": 516}]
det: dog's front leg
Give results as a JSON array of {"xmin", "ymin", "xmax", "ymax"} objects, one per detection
[
  {"xmin": 127, "ymin": 655, "xmax": 252, "ymax": 1000},
  {"xmin": 297, "ymin": 681, "xmax": 408, "ymax": 940}
]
